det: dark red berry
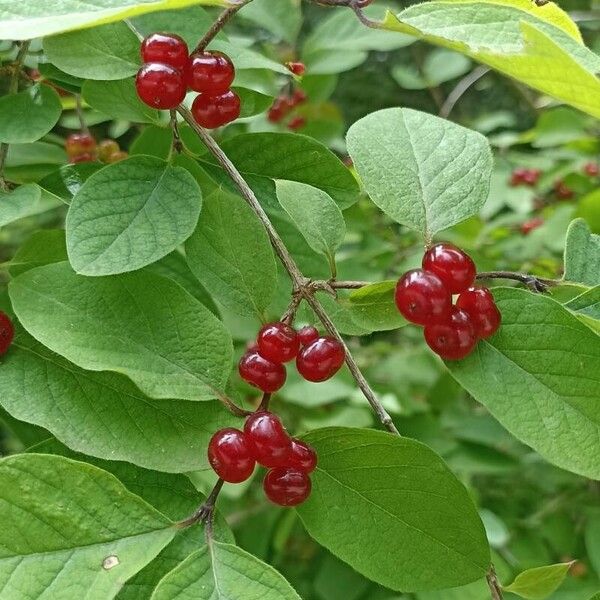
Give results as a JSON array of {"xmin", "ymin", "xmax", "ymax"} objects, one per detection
[
  {"xmin": 296, "ymin": 336, "xmax": 345, "ymax": 382},
  {"xmin": 238, "ymin": 351, "xmax": 286, "ymax": 393},
  {"xmin": 297, "ymin": 325, "xmax": 319, "ymax": 347},
  {"xmin": 286, "ymin": 61, "xmax": 306, "ymax": 76},
  {"xmin": 584, "ymin": 162, "xmax": 599, "ymax": 177},
  {"xmin": 257, "ymin": 322, "xmax": 299, "ymax": 364},
  {"xmin": 509, "ymin": 168, "xmax": 526, "ymax": 187},
  {"xmin": 244, "ymin": 412, "xmax": 292, "ymax": 468},
  {"xmin": 291, "ymin": 89, "xmax": 307, "ymax": 105},
  {"xmin": 141, "ymin": 33, "xmax": 189, "ymax": 72},
  {"xmin": 135, "ymin": 63, "xmax": 186, "ymax": 109},
  {"xmin": 422, "ymin": 242, "xmax": 476, "ymax": 294},
  {"xmin": 191, "ymin": 90, "xmax": 241, "ymax": 129},
  {"xmin": 288, "ymin": 116, "xmax": 306, "ymax": 131},
  {"xmin": 69, "ymin": 152, "xmax": 96, "ymax": 164},
  {"xmin": 208, "ymin": 428, "xmax": 255, "ymax": 483},
  {"xmin": 288, "ymin": 439, "xmax": 317, "ymax": 473},
  {"xmin": 65, "ymin": 132, "xmax": 96, "ymax": 157},
  {"xmin": 0, "ymin": 312, "xmax": 15, "ymax": 356},
  {"xmin": 97, "ymin": 139, "xmax": 120, "ymax": 162},
  {"xmin": 554, "ymin": 180, "xmax": 574, "ymax": 200},
  {"xmin": 521, "ymin": 169, "xmax": 541, "ymax": 186},
  {"xmin": 456, "ymin": 287, "xmax": 501, "ymax": 339},
  {"xmin": 520, "ymin": 217, "xmax": 544, "ymax": 235},
  {"xmin": 263, "ymin": 467, "xmax": 311, "ymax": 506},
  {"xmin": 394, "ymin": 269, "xmax": 452, "ymax": 326},
  {"xmin": 268, "ymin": 105, "xmax": 285, "ymax": 123},
  {"xmin": 424, "ymin": 307, "xmax": 477, "ymax": 361},
  {"xmin": 187, "ymin": 51, "xmax": 235, "ymax": 95}
]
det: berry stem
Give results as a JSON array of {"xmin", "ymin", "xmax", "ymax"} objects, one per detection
[
  {"xmin": 486, "ymin": 565, "xmax": 504, "ymax": 600},
  {"xmin": 169, "ymin": 110, "xmax": 183, "ymax": 155},
  {"xmin": 307, "ymin": 0, "xmax": 381, "ymax": 28},
  {"xmin": 74, "ymin": 94, "xmax": 90, "ymax": 136},
  {"xmin": 219, "ymin": 394, "xmax": 253, "ymax": 417},
  {"xmin": 177, "ymin": 478, "xmax": 224, "ymax": 533},
  {"xmin": 192, "ymin": 1, "xmax": 252, "ymax": 54},
  {"xmin": 476, "ymin": 271, "xmax": 558, "ymax": 293},
  {"xmin": 258, "ymin": 392, "xmax": 271, "ymax": 412}
]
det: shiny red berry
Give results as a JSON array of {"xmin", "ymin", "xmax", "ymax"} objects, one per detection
[
  {"xmin": 0, "ymin": 312, "xmax": 15, "ymax": 356},
  {"xmin": 191, "ymin": 90, "xmax": 241, "ymax": 129},
  {"xmin": 208, "ymin": 428, "xmax": 255, "ymax": 483},
  {"xmin": 288, "ymin": 116, "xmax": 306, "ymax": 131},
  {"xmin": 187, "ymin": 51, "xmax": 235, "ymax": 94},
  {"xmin": 584, "ymin": 162, "xmax": 599, "ymax": 177},
  {"xmin": 257, "ymin": 322, "xmax": 299, "ymax": 364},
  {"xmin": 286, "ymin": 61, "xmax": 306, "ymax": 76},
  {"xmin": 297, "ymin": 325, "xmax": 319, "ymax": 347},
  {"xmin": 136, "ymin": 63, "xmax": 186, "ymax": 109},
  {"xmin": 238, "ymin": 351, "xmax": 286, "ymax": 393},
  {"xmin": 288, "ymin": 439, "xmax": 317, "ymax": 473},
  {"xmin": 263, "ymin": 467, "xmax": 311, "ymax": 506},
  {"xmin": 395, "ymin": 269, "xmax": 452, "ymax": 326},
  {"xmin": 422, "ymin": 243, "xmax": 476, "ymax": 294},
  {"xmin": 296, "ymin": 336, "xmax": 345, "ymax": 382},
  {"xmin": 65, "ymin": 132, "xmax": 96, "ymax": 157},
  {"xmin": 520, "ymin": 217, "xmax": 544, "ymax": 235},
  {"xmin": 424, "ymin": 307, "xmax": 477, "ymax": 360},
  {"xmin": 141, "ymin": 33, "xmax": 189, "ymax": 71},
  {"xmin": 244, "ymin": 412, "xmax": 292, "ymax": 468},
  {"xmin": 456, "ymin": 287, "xmax": 501, "ymax": 339}
]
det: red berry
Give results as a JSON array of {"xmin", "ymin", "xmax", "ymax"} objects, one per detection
[
  {"xmin": 297, "ymin": 325, "xmax": 319, "ymax": 346},
  {"xmin": 263, "ymin": 467, "xmax": 311, "ymax": 506},
  {"xmin": 520, "ymin": 217, "xmax": 544, "ymax": 235},
  {"xmin": 394, "ymin": 269, "xmax": 452, "ymax": 326},
  {"xmin": 191, "ymin": 90, "xmax": 241, "ymax": 129},
  {"xmin": 208, "ymin": 428, "xmax": 255, "ymax": 483},
  {"xmin": 65, "ymin": 132, "xmax": 96, "ymax": 157},
  {"xmin": 286, "ymin": 61, "xmax": 306, "ymax": 76},
  {"xmin": 69, "ymin": 152, "xmax": 96, "ymax": 164},
  {"xmin": 288, "ymin": 439, "xmax": 317, "ymax": 473},
  {"xmin": 0, "ymin": 312, "xmax": 15, "ymax": 356},
  {"xmin": 424, "ymin": 307, "xmax": 477, "ymax": 361},
  {"xmin": 238, "ymin": 351, "xmax": 286, "ymax": 393},
  {"xmin": 187, "ymin": 51, "xmax": 235, "ymax": 95},
  {"xmin": 244, "ymin": 412, "xmax": 292, "ymax": 468},
  {"xmin": 291, "ymin": 89, "xmax": 307, "ymax": 105},
  {"xmin": 287, "ymin": 116, "xmax": 306, "ymax": 131},
  {"xmin": 584, "ymin": 162, "xmax": 599, "ymax": 177},
  {"xmin": 456, "ymin": 287, "xmax": 501, "ymax": 339},
  {"xmin": 257, "ymin": 322, "xmax": 299, "ymax": 363},
  {"xmin": 141, "ymin": 33, "xmax": 189, "ymax": 72},
  {"xmin": 135, "ymin": 63, "xmax": 186, "ymax": 109},
  {"xmin": 97, "ymin": 139, "xmax": 120, "ymax": 162},
  {"xmin": 521, "ymin": 169, "xmax": 541, "ymax": 186},
  {"xmin": 296, "ymin": 336, "xmax": 345, "ymax": 383},
  {"xmin": 268, "ymin": 105, "xmax": 285, "ymax": 123},
  {"xmin": 509, "ymin": 167, "xmax": 527, "ymax": 187},
  {"xmin": 422, "ymin": 242, "xmax": 476, "ymax": 294},
  {"xmin": 554, "ymin": 180, "xmax": 574, "ymax": 200}
]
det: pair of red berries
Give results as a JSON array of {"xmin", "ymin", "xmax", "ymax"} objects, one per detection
[
  {"xmin": 267, "ymin": 89, "xmax": 307, "ymax": 126},
  {"xmin": 239, "ymin": 322, "xmax": 345, "ymax": 393},
  {"xmin": 0, "ymin": 311, "xmax": 15, "ymax": 356},
  {"xmin": 395, "ymin": 243, "xmax": 501, "ymax": 360},
  {"xmin": 65, "ymin": 134, "xmax": 127, "ymax": 164},
  {"xmin": 510, "ymin": 167, "xmax": 541, "ymax": 187},
  {"xmin": 208, "ymin": 412, "xmax": 316, "ymax": 506},
  {"xmin": 135, "ymin": 33, "xmax": 240, "ymax": 129}
]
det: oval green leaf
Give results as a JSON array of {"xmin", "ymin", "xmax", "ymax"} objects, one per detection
[
  {"xmin": 504, "ymin": 563, "xmax": 573, "ymax": 599},
  {"xmin": 564, "ymin": 218, "xmax": 600, "ymax": 287}
]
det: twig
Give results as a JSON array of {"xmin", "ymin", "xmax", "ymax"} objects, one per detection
[
  {"xmin": 486, "ymin": 565, "xmax": 504, "ymax": 600},
  {"xmin": 0, "ymin": 40, "xmax": 31, "ymax": 191},
  {"xmin": 169, "ymin": 109, "xmax": 183, "ymax": 154},
  {"xmin": 193, "ymin": 1, "xmax": 251, "ymax": 53},
  {"xmin": 258, "ymin": 392, "xmax": 271, "ymax": 411},
  {"xmin": 329, "ymin": 280, "xmax": 370, "ymax": 290},
  {"xmin": 281, "ymin": 291, "xmax": 303, "ymax": 325},
  {"xmin": 306, "ymin": 0, "xmax": 381, "ymax": 27},
  {"xmin": 75, "ymin": 94, "xmax": 90, "ymax": 135},
  {"xmin": 476, "ymin": 271, "xmax": 558, "ymax": 293},
  {"xmin": 440, "ymin": 66, "xmax": 490, "ymax": 119},
  {"xmin": 178, "ymin": 478, "xmax": 224, "ymax": 534}
]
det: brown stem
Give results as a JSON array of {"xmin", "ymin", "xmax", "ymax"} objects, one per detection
[
  {"xmin": 281, "ymin": 291, "xmax": 303, "ymax": 325},
  {"xmin": 169, "ymin": 110, "xmax": 183, "ymax": 154},
  {"xmin": 329, "ymin": 280, "xmax": 370, "ymax": 289},
  {"xmin": 486, "ymin": 565, "xmax": 504, "ymax": 600},
  {"xmin": 307, "ymin": 0, "xmax": 381, "ymax": 27},
  {"xmin": 178, "ymin": 478, "xmax": 224, "ymax": 531},
  {"xmin": 192, "ymin": 1, "xmax": 251, "ymax": 53},
  {"xmin": 476, "ymin": 271, "xmax": 558, "ymax": 293},
  {"xmin": 258, "ymin": 392, "xmax": 271, "ymax": 411},
  {"xmin": 219, "ymin": 394, "xmax": 253, "ymax": 417}
]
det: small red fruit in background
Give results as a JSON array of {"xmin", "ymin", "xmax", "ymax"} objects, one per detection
[
  {"xmin": 65, "ymin": 132, "xmax": 96, "ymax": 158},
  {"xmin": 257, "ymin": 322, "xmax": 299, "ymax": 364},
  {"xmin": 422, "ymin": 243, "xmax": 476, "ymax": 294},
  {"xmin": 286, "ymin": 61, "xmax": 306, "ymax": 76},
  {"xmin": 97, "ymin": 139, "xmax": 120, "ymax": 162},
  {"xmin": 297, "ymin": 325, "xmax": 319, "ymax": 347},
  {"xmin": 296, "ymin": 336, "xmax": 345, "ymax": 382},
  {"xmin": 288, "ymin": 439, "xmax": 317, "ymax": 473},
  {"xmin": 188, "ymin": 51, "xmax": 235, "ymax": 95},
  {"xmin": 69, "ymin": 152, "xmax": 96, "ymax": 164},
  {"xmin": 0, "ymin": 312, "xmax": 15, "ymax": 356},
  {"xmin": 239, "ymin": 351, "xmax": 286, "ymax": 393},
  {"xmin": 554, "ymin": 180, "xmax": 574, "ymax": 200},
  {"xmin": 263, "ymin": 467, "xmax": 312, "ymax": 506},
  {"xmin": 244, "ymin": 412, "xmax": 292, "ymax": 468},
  {"xmin": 208, "ymin": 428, "xmax": 255, "ymax": 483},
  {"xmin": 584, "ymin": 162, "xmax": 599, "ymax": 177},
  {"xmin": 106, "ymin": 150, "xmax": 128, "ymax": 163},
  {"xmin": 520, "ymin": 217, "xmax": 544, "ymax": 235},
  {"xmin": 456, "ymin": 287, "xmax": 501, "ymax": 339},
  {"xmin": 191, "ymin": 90, "xmax": 241, "ymax": 129},
  {"xmin": 288, "ymin": 116, "xmax": 306, "ymax": 131},
  {"xmin": 424, "ymin": 307, "xmax": 477, "ymax": 361},
  {"xmin": 395, "ymin": 269, "xmax": 452, "ymax": 326},
  {"xmin": 136, "ymin": 63, "xmax": 186, "ymax": 109},
  {"xmin": 292, "ymin": 89, "xmax": 307, "ymax": 105},
  {"xmin": 510, "ymin": 167, "xmax": 541, "ymax": 187},
  {"xmin": 141, "ymin": 33, "xmax": 189, "ymax": 71}
]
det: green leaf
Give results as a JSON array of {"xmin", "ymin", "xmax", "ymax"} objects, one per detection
[
  {"xmin": 66, "ymin": 156, "xmax": 202, "ymax": 276},
  {"xmin": 39, "ymin": 162, "xmax": 104, "ymax": 202},
  {"xmin": 297, "ymin": 427, "xmax": 490, "ymax": 592},
  {"xmin": 382, "ymin": 1, "xmax": 600, "ymax": 120},
  {"xmin": 565, "ymin": 286, "xmax": 600, "ymax": 332},
  {"xmin": 347, "ymin": 108, "xmax": 492, "ymax": 239},
  {"xmin": 585, "ymin": 514, "xmax": 600, "ymax": 578},
  {"xmin": 0, "ymin": 84, "xmax": 62, "ymax": 144},
  {"xmin": 2, "ymin": 0, "xmax": 225, "ymax": 39},
  {"xmin": 9, "ymin": 262, "xmax": 233, "ymax": 402},
  {"xmin": 235, "ymin": 87, "xmax": 274, "ymax": 118},
  {"xmin": 151, "ymin": 542, "xmax": 301, "ymax": 599},
  {"xmin": 0, "ymin": 453, "xmax": 176, "ymax": 599},
  {"xmin": 347, "ymin": 281, "xmax": 407, "ymax": 332},
  {"xmin": 0, "ymin": 184, "xmax": 63, "ymax": 228},
  {"xmin": 240, "ymin": 0, "xmax": 302, "ymax": 43},
  {"xmin": 563, "ymin": 218, "xmax": 600, "ymax": 286},
  {"xmin": 448, "ymin": 288, "xmax": 600, "ymax": 479},
  {"xmin": 185, "ymin": 189, "xmax": 277, "ymax": 319},
  {"xmin": 44, "ymin": 22, "xmax": 141, "ymax": 80},
  {"xmin": 504, "ymin": 563, "xmax": 573, "ymax": 599},
  {"xmin": 275, "ymin": 180, "xmax": 345, "ymax": 271},
  {"xmin": 8, "ymin": 229, "xmax": 68, "ymax": 277},
  {"xmin": 82, "ymin": 78, "xmax": 161, "ymax": 124}
]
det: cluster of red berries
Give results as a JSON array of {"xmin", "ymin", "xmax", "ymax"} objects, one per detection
[
  {"xmin": 509, "ymin": 167, "xmax": 541, "ymax": 187},
  {"xmin": 136, "ymin": 32, "xmax": 240, "ymax": 129},
  {"xmin": 553, "ymin": 180, "xmax": 574, "ymax": 200},
  {"xmin": 65, "ymin": 133, "xmax": 127, "ymax": 164},
  {"xmin": 268, "ymin": 88, "xmax": 308, "ymax": 130},
  {"xmin": 0, "ymin": 311, "xmax": 15, "ymax": 356},
  {"xmin": 395, "ymin": 243, "xmax": 501, "ymax": 360},
  {"xmin": 239, "ymin": 323, "xmax": 345, "ymax": 393},
  {"xmin": 584, "ymin": 162, "xmax": 599, "ymax": 177},
  {"xmin": 208, "ymin": 411, "xmax": 316, "ymax": 506}
]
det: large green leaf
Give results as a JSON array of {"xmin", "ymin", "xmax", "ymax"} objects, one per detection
[
  {"xmin": 240, "ymin": 0, "xmax": 301, "ymax": 44},
  {"xmin": 0, "ymin": 184, "xmax": 63, "ymax": 228},
  {"xmin": 0, "ymin": 454, "xmax": 176, "ymax": 599},
  {"xmin": 66, "ymin": 156, "xmax": 202, "ymax": 276},
  {"xmin": 0, "ymin": 84, "xmax": 62, "ymax": 144},
  {"xmin": 382, "ymin": 0, "xmax": 600, "ymax": 119},
  {"xmin": 151, "ymin": 542, "xmax": 301, "ymax": 599},
  {"xmin": 347, "ymin": 281, "xmax": 407, "ymax": 332},
  {"xmin": 565, "ymin": 286, "xmax": 600, "ymax": 333},
  {"xmin": 8, "ymin": 229, "xmax": 68, "ymax": 277},
  {"xmin": 448, "ymin": 288, "xmax": 600, "ymax": 479},
  {"xmin": 504, "ymin": 563, "xmax": 572, "ymax": 599},
  {"xmin": 347, "ymin": 108, "xmax": 492, "ymax": 240},
  {"xmin": 563, "ymin": 218, "xmax": 600, "ymax": 287},
  {"xmin": 9, "ymin": 262, "xmax": 232, "ymax": 402},
  {"xmin": 185, "ymin": 189, "xmax": 276, "ymax": 319},
  {"xmin": 297, "ymin": 427, "xmax": 490, "ymax": 592},
  {"xmin": 1, "ymin": 0, "xmax": 225, "ymax": 39}
]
